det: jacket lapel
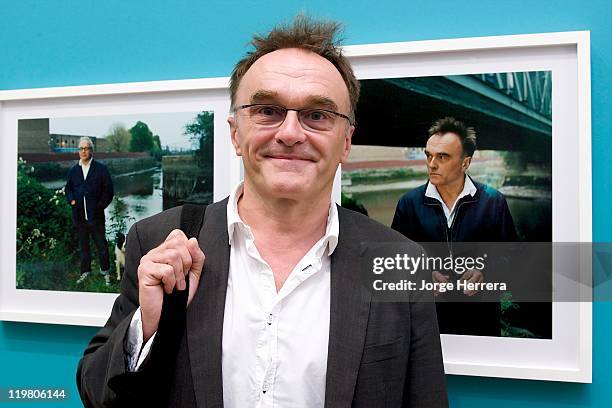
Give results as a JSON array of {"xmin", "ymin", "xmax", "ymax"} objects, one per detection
[
  {"xmin": 183, "ymin": 201, "xmax": 372, "ymax": 407},
  {"xmin": 86, "ymin": 159, "xmax": 96, "ymax": 180},
  {"xmin": 75, "ymin": 161, "xmax": 85, "ymax": 182},
  {"xmin": 324, "ymin": 206, "xmax": 372, "ymax": 408},
  {"xmin": 186, "ymin": 199, "xmax": 230, "ymax": 408}
]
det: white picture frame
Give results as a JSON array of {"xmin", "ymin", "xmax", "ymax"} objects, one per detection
[
  {"xmin": 338, "ymin": 31, "xmax": 592, "ymax": 383},
  {"xmin": 0, "ymin": 78, "xmax": 240, "ymax": 326}
]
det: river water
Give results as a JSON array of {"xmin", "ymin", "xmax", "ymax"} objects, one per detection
[{"xmin": 43, "ymin": 167, "xmax": 164, "ymax": 237}]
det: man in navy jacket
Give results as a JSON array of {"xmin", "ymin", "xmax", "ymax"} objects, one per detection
[
  {"xmin": 392, "ymin": 117, "xmax": 518, "ymax": 336},
  {"xmin": 65, "ymin": 137, "xmax": 114, "ymax": 285}
]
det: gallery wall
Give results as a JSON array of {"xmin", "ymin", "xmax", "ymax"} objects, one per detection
[{"xmin": 1, "ymin": 0, "xmax": 611, "ymax": 406}]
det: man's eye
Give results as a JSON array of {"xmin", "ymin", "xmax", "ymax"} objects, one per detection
[
  {"xmin": 259, "ymin": 106, "xmax": 279, "ymax": 116},
  {"xmin": 308, "ymin": 110, "xmax": 326, "ymax": 121},
  {"xmin": 304, "ymin": 109, "xmax": 330, "ymax": 122}
]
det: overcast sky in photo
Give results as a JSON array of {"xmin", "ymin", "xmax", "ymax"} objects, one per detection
[{"xmin": 50, "ymin": 111, "xmax": 209, "ymax": 150}]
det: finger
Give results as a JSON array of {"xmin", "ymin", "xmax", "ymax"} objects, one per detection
[
  {"xmin": 140, "ymin": 262, "xmax": 176, "ymax": 294},
  {"xmin": 156, "ymin": 263, "xmax": 177, "ymax": 294},
  {"xmin": 165, "ymin": 229, "xmax": 188, "ymax": 243},
  {"xmin": 432, "ymin": 271, "xmax": 448, "ymax": 283},
  {"xmin": 461, "ymin": 270, "xmax": 474, "ymax": 280},
  {"xmin": 186, "ymin": 238, "xmax": 205, "ymax": 306},
  {"xmin": 161, "ymin": 236, "xmax": 194, "ymax": 275},
  {"xmin": 148, "ymin": 247, "xmax": 188, "ymax": 291},
  {"xmin": 146, "ymin": 233, "xmax": 193, "ymax": 292},
  {"xmin": 467, "ymin": 271, "xmax": 483, "ymax": 284},
  {"xmin": 186, "ymin": 238, "xmax": 205, "ymax": 278}
]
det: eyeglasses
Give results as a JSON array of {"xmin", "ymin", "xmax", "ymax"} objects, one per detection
[
  {"xmin": 78, "ymin": 147, "xmax": 92, "ymax": 151},
  {"xmin": 234, "ymin": 104, "xmax": 354, "ymax": 132}
]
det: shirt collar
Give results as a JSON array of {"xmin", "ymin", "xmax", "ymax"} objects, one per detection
[
  {"xmin": 79, "ymin": 159, "xmax": 92, "ymax": 167},
  {"xmin": 425, "ymin": 174, "xmax": 477, "ymax": 204},
  {"xmin": 227, "ymin": 182, "xmax": 339, "ymax": 256}
]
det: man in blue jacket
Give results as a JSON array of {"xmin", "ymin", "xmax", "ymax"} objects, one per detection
[
  {"xmin": 392, "ymin": 117, "xmax": 518, "ymax": 336},
  {"xmin": 65, "ymin": 137, "xmax": 114, "ymax": 286}
]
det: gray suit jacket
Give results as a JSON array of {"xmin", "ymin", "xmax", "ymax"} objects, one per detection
[{"xmin": 77, "ymin": 198, "xmax": 448, "ymax": 407}]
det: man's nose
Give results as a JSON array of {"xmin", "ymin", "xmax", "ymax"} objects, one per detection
[{"xmin": 274, "ymin": 111, "xmax": 306, "ymax": 146}]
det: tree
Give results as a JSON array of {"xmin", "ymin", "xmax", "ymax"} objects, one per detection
[
  {"xmin": 184, "ymin": 111, "xmax": 214, "ymax": 168},
  {"xmin": 152, "ymin": 135, "xmax": 162, "ymax": 151},
  {"xmin": 105, "ymin": 123, "xmax": 131, "ymax": 152},
  {"xmin": 149, "ymin": 134, "xmax": 165, "ymax": 161},
  {"xmin": 129, "ymin": 121, "xmax": 154, "ymax": 152}
]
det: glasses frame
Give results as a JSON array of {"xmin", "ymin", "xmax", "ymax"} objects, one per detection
[{"xmin": 234, "ymin": 103, "xmax": 355, "ymax": 130}]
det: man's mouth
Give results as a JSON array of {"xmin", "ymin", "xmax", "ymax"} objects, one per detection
[{"xmin": 267, "ymin": 154, "xmax": 314, "ymax": 162}]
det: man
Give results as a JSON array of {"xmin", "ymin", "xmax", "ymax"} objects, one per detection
[
  {"xmin": 77, "ymin": 16, "xmax": 448, "ymax": 407},
  {"xmin": 391, "ymin": 117, "xmax": 518, "ymax": 336},
  {"xmin": 65, "ymin": 137, "xmax": 114, "ymax": 286}
]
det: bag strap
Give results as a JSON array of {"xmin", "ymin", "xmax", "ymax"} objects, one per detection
[
  {"xmin": 148, "ymin": 204, "xmax": 208, "ymax": 402},
  {"xmin": 109, "ymin": 204, "xmax": 208, "ymax": 406},
  {"xmin": 179, "ymin": 203, "xmax": 207, "ymax": 239},
  {"xmin": 161, "ymin": 203, "xmax": 207, "ymax": 311}
]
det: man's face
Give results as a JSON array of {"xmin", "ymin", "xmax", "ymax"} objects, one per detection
[
  {"xmin": 424, "ymin": 132, "xmax": 471, "ymax": 188},
  {"xmin": 228, "ymin": 48, "xmax": 354, "ymax": 201},
  {"xmin": 78, "ymin": 141, "xmax": 93, "ymax": 162}
]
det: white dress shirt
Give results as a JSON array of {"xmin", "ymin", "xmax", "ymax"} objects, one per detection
[
  {"xmin": 425, "ymin": 174, "xmax": 477, "ymax": 228},
  {"xmin": 127, "ymin": 182, "xmax": 338, "ymax": 408},
  {"xmin": 80, "ymin": 159, "xmax": 91, "ymax": 221}
]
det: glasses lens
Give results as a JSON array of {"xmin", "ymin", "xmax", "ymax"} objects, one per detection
[
  {"xmin": 299, "ymin": 109, "xmax": 335, "ymax": 131},
  {"xmin": 248, "ymin": 105, "xmax": 286, "ymax": 126},
  {"xmin": 79, "ymin": 147, "xmax": 91, "ymax": 151}
]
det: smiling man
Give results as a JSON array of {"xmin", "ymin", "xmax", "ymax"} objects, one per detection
[
  {"xmin": 391, "ymin": 117, "xmax": 518, "ymax": 336},
  {"xmin": 77, "ymin": 16, "xmax": 448, "ymax": 407}
]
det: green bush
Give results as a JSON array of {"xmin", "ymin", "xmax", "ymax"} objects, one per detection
[
  {"xmin": 31, "ymin": 162, "xmax": 66, "ymax": 181},
  {"xmin": 17, "ymin": 161, "xmax": 77, "ymax": 263}
]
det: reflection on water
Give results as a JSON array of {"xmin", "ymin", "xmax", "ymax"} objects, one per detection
[
  {"xmin": 106, "ymin": 167, "xmax": 164, "ymax": 234},
  {"xmin": 350, "ymin": 189, "xmax": 407, "ymax": 227}
]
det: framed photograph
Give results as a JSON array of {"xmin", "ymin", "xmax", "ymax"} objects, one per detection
[
  {"xmin": 1, "ymin": 31, "xmax": 591, "ymax": 383},
  {"xmin": 336, "ymin": 31, "xmax": 591, "ymax": 382},
  {"xmin": 0, "ymin": 78, "xmax": 240, "ymax": 326}
]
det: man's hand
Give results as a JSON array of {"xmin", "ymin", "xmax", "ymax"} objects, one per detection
[
  {"xmin": 138, "ymin": 229, "xmax": 205, "ymax": 343},
  {"xmin": 459, "ymin": 269, "xmax": 484, "ymax": 296},
  {"xmin": 70, "ymin": 200, "xmax": 76, "ymax": 206},
  {"xmin": 431, "ymin": 271, "xmax": 449, "ymax": 296}
]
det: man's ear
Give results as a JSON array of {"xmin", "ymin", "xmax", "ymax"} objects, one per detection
[
  {"xmin": 339, "ymin": 124, "xmax": 355, "ymax": 164},
  {"xmin": 228, "ymin": 116, "xmax": 242, "ymax": 156},
  {"xmin": 462, "ymin": 156, "xmax": 472, "ymax": 171}
]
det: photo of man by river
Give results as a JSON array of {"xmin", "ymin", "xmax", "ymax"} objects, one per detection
[
  {"xmin": 342, "ymin": 71, "xmax": 552, "ymax": 339},
  {"xmin": 16, "ymin": 111, "xmax": 214, "ymax": 293}
]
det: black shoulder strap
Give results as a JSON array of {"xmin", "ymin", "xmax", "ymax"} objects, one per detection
[
  {"xmin": 161, "ymin": 203, "xmax": 207, "ymax": 311},
  {"xmin": 179, "ymin": 203, "xmax": 207, "ymax": 239},
  {"xmin": 109, "ymin": 204, "xmax": 209, "ymax": 406},
  {"xmin": 142, "ymin": 204, "xmax": 207, "ymax": 405}
]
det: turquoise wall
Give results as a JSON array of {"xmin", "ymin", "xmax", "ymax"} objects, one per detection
[{"xmin": 1, "ymin": 1, "xmax": 610, "ymax": 406}]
